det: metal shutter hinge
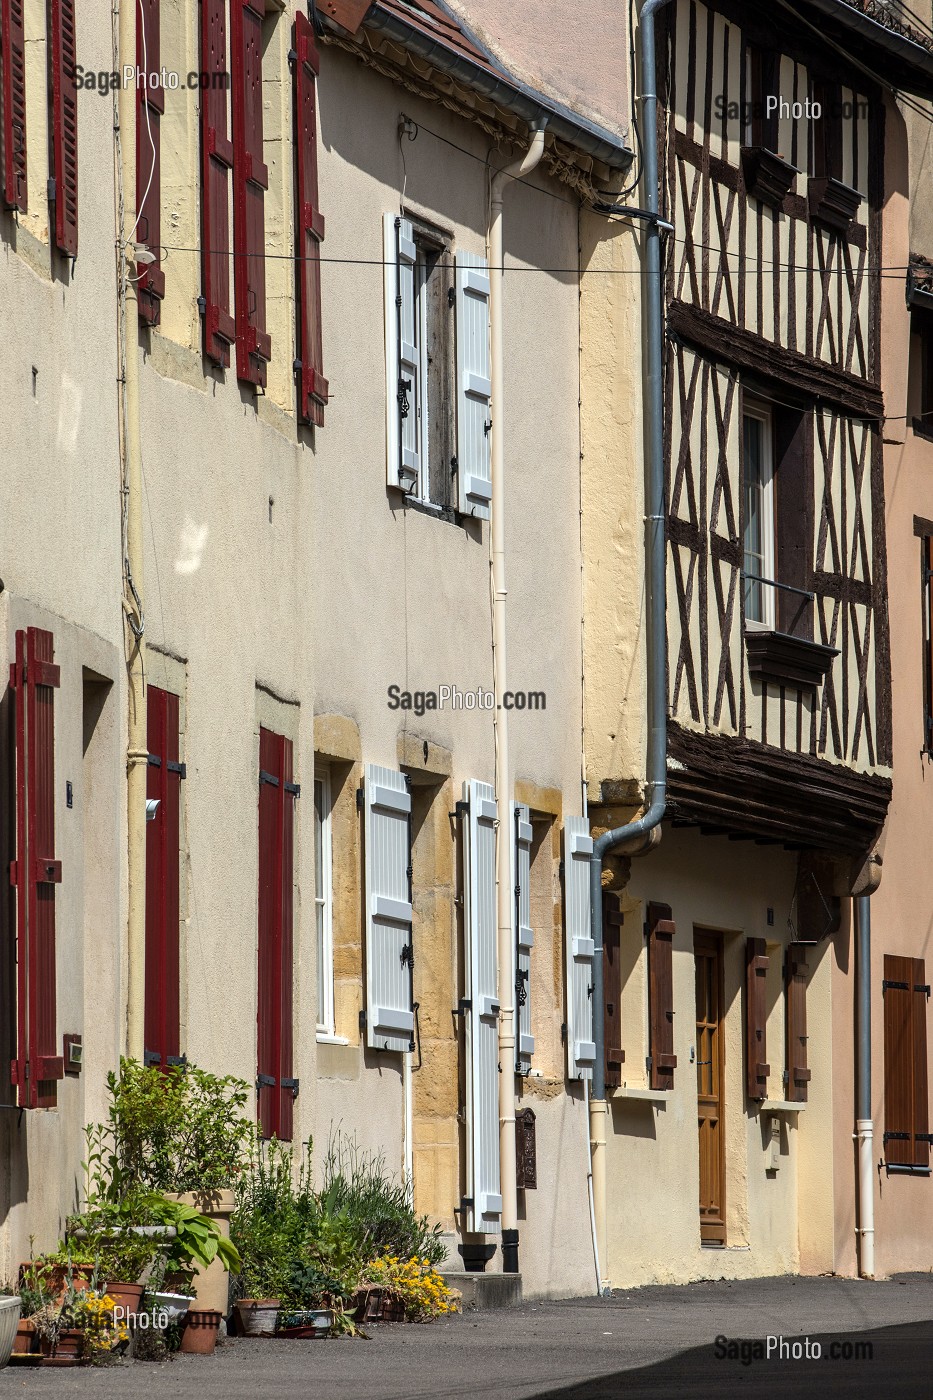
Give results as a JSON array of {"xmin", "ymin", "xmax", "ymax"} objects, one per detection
[{"xmin": 259, "ymin": 770, "xmax": 280, "ymax": 788}]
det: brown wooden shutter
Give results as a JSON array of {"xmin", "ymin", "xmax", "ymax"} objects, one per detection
[
  {"xmin": 257, "ymin": 728, "xmax": 296, "ymax": 1141},
  {"xmin": 294, "ymin": 12, "xmax": 328, "ymax": 426},
  {"xmin": 785, "ymin": 944, "xmax": 810, "ymax": 1103},
  {"xmin": 603, "ymin": 892, "xmax": 625, "ymax": 1089},
  {"xmin": 9, "ymin": 628, "xmax": 64, "ymax": 1109},
  {"xmin": 137, "ymin": 0, "xmax": 165, "ymax": 325},
  {"xmin": 647, "ymin": 902, "xmax": 676, "ymax": 1091},
  {"xmin": 774, "ymin": 408, "xmax": 814, "ymax": 638},
  {"xmin": 745, "ymin": 937, "xmax": 770, "ymax": 1100},
  {"xmin": 883, "ymin": 954, "xmax": 931, "ymax": 1169},
  {"xmin": 50, "ymin": 0, "xmax": 78, "ymax": 256},
  {"xmin": 1, "ymin": 0, "xmax": 27, "ymax": 211},
  {"xmin": 145, "ymin": 687, "xmax": 182, "ymax": 1069},
  {"xmin": 232, "ymin": 0, "xmax": 271, "ymax": 386},
  {"xmin": 200, "ymin": 0, "xmax": 236, "ymax": 365}
]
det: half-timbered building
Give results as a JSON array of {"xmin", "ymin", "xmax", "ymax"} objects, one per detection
[{"xmin": 583, "ymin": 0, "xmax": 933, "ymax": 1285}]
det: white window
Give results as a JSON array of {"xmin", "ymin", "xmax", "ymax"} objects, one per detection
[
  {"xmin": 385, "ymin": 213, "xmax": 490, "ymax": 517},
  {"xmin": 314, "ymin": 770, "xmax": 334, "ymax": 1037},
  {"xmin": 743, "ymin": 404, "xmax": 775, "ymax": 628}
]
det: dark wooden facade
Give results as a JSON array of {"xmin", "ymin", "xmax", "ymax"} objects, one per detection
[{"xmin": 658, "ymin": 0, "xmax": 892, "ymax": 857}]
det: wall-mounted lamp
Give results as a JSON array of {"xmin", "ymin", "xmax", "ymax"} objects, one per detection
[{"xmin": 145, "ymin": 798, "xmax": 161, "ymax": 822}]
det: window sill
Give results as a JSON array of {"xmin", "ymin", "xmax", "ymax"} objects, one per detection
[
  {"xmin": 808, "ymin": 175, "xmax": 863, "ymax": 234},
  {"xmin": 884, "ymin": 1162, "xmax": 931, "ymax": 1176},
  {"xmin": 760, "ymin": 1099, "xmax": 806, "ymax": 1114},
  {"xmin": 740, "ymin": 146, "xmax": 798, "ymax": 208},
  {"xmin": 316, "ymin": 1033, "xmax": 349, "ymax": 1047},
  {"xmin": 611, "ymin": 1086, "xmax": 671, "ymax": 1103},
  {"xmin": 745, "ymin": 629, "xmax": 838, "ymax": 691}
]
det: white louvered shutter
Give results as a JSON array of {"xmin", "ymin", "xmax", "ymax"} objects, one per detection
[
  {"xmin": 364, "ymin": 764, "xmax": 414, "ymax": 1053},
  {"xmin": 564, "ymin": 817, "xmax": 595, "ymax": 1080},
  {"xmin": 512, "ymin": 802, "xmax": 534, "ymax": 1074},
  {"xmin": 455, "ymin": 251, "xmax": 492, "ymax": 520},
  {"xmin": 383, "ymin": 213, "xmax": 421, "ymax": 493},
  {"xmin": 462, "ymin": 779, "xmax": 501, "ymax": 1234}
]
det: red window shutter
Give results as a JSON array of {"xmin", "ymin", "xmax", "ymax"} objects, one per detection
[
  {"xmin": 200, "ymin": 0, "xmax": 235, "ymax": 365},
  {"xmin": 883, "ymin": 955, "xmax": 930, "ymax": 1169},
  {"xmin": 257, "ymin": 728, "xmax": 296, "ymax": 1141},
  {"xmin": 145, "ymin": 687, "xmax": 182, "ymax": 1069},
  {"xmin": 647, "ymin": 902, "xmax": 677, "ymax": 1091},
  {"xmin": 137, "ymin": 0, "xmax": 165, "ymax": 325},
  {"xmin": 231, "ymin": 0, "xmax": 271, "ymax": 386},
  {"xmin": 294, "ymin": 12, "xmax": 328, "ymax": 426},
  {"xmin": 603, "ymin": 892, "xmax": 625, "ymax": 1089},
  {"xmin": 785, "ymin": 944, "xmax": 811, "ymax": 1103},
  {"xmin": 9, "ymin": 628, "xmax": 64, "ymax": 1109},
  {"xmin": 1, "ymin": 0, "xmax": 27, "ymax": 211},
  {"xmin": 745, "ymin": 938, "xmax": 770, "ymax": 1100},
  {"xmin": 49, "ymin": 0, "xmax": 78, "ymax": 256}
]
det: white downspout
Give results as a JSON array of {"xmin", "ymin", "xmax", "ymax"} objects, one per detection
[{"xmin": 488, "ymin": 120, "xmax": 547, "ymax": 1274}]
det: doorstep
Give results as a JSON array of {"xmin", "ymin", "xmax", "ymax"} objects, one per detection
[{"xmin": 442, "ymin": 1272, "xmax": 523, "ymax": 1311}]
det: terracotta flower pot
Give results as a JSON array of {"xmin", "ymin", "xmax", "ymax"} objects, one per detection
[
  {"xmin": 353, "ymin": 1287, "xmax": 385, "ymax": 1324},
  {"xmin": 180, "ymin": 1307, "xmax": 222, "ymax": 1355},
  {"xmin": 40, "ymin": 1328, "xmax": 84, "ymax": 1366},
  {"xmin": 105, "ymin": 1282, "xmax": 144, "ymax": 1317},
  {"xmin": 380, "ymin": 1295, "xmax": 407, "ymax": 1323},
  {"xmin": 19, "ymin": 1262, "xmax": 94, "ymax": 1303},
  {"xmin": 12, "ymin": 1317, "xmax": 36, "ymax": 1358},
  {"xmin": 234, "ymin": 1299, "xmax": 279, "ymax": 1337}
]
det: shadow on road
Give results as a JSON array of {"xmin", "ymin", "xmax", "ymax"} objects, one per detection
[{"xmin": 529, "ymin": 1321, "xmax": 933, "ymax": 1399}]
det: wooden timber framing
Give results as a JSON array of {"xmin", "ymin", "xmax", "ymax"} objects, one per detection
[{"xmin": 654, "ymin": 0, "xmax": 892, "ymax": 851}]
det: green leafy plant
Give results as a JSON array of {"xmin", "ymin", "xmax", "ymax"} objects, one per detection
[
  {"xmin": 322, "ymin": 1136, "xmax": 445, "ymax": 1266},
  {"xmin": 89, "ymin": 1059, "xmax": 252, "ymax": 1197},
  {"xmin": 284, "ymin": 1260, "xmax": 347, "ymax": 1310}
]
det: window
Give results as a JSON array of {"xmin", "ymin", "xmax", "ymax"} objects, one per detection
[
  {"xmin": 385, "ymin": 216, "xmax": 491, "ymax": 518},
  {"xmin": 257, "ymin": 728, "xmax": 298, "ymax": 1140},
  {"xmin": 314, "ymin": 769, "xmax": 334, "ymax": 1037},
  {"xmin": 883, "ymin": 955, "xmax": 930, "ymax": 1172},
  {"xmin": 743, "ymin": 404, "xmax": 776, "ymax": 628},
  {"xmin": 137, "ymin": 0, "xmax": 165, "ymax": 325},
  {"xmin": 909, "ymin": 311, "xmax": 933, "ymax": 441},
  {"xmin": 745, "ymin": 46, "xmax": 778, "ymax": 152},
  {"xmin": 811, "ymin": 79, "xmax": 843, "ymax": 182},
  {"xmin": 145, "ymin": 686, "xmax": 183, "ymax": 1070}
]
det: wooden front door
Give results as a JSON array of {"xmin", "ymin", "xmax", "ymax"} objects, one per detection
[{"xmin": 695, "ymin": 932, "xmax": 726, "ymax": 1245}]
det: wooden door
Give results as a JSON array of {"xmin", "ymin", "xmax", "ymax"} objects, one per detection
[{"xmin": 695, "ymin": 932, "xmax": 726, "ymax": 1245}]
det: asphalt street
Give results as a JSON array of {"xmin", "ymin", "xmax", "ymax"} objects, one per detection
[{"xmin": 1, "ymin": 1273, "xmax": 930, "ymax": 1400}]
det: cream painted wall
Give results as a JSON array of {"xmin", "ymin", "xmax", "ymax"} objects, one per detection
[{"xmin": 606, "ymin": 828, "xmax": 830, "ymax": 1288}]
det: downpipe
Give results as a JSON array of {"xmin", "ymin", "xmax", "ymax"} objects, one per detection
[
  {"xmin": 588, "ymin": 0, "xmax": 673, "ymax": 1293},
  {"xmin": 489, "ymin": 120, "xmax": 548, "ymax": 1275},
  {"xmin": 855, "ymin": 895, "xmax": 874, "ymax": 1278}
]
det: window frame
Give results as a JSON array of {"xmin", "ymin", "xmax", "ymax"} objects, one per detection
[
  {"xmin": 408, "ymin": 218, "xmax": 453, "ymax": 511},
  {"xmin": 742, "ymin": 400, "xmax": 777, "ymax": 630},
  {"xmin": 923, "ymin": 535, "xmax": 933, "ymax": 755},
  {"xmin": 314, "ymin": 767, "xmax": 335, "ymax": 1039}
]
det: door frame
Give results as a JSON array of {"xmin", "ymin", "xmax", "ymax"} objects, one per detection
[{"xmin": 694, "ymin": 928, "xmax": 727, "ymax": 1246}]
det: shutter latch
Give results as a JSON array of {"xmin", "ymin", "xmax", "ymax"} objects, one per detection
[
  {"xmin": 397, "ymin": 377, "xmax": 412, "ymax": 419},
  {"xmin": 281, "ymin": 1077, "xmax": 300, "ymax": 1099}
]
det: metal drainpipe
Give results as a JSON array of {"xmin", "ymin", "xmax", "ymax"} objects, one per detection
[
  {"xmin": 118, "ymin": 0, "xmax": 148, "ymax": 1062},
  {"xmin": 588, "ymin": 0, "xmax": 673, "ymax": 1292},
  {"xmin": 489, "ymin": 119, "xmax": 547, "ymax": 1276},
  {"xmin": 855, "ymin": 895, "xmax": 874, "ymax": 1278}
]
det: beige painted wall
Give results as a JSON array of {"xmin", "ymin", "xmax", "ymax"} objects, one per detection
[{"xmin": 828, "ymin": 94, "xmax": 933, "ymax": 1279}]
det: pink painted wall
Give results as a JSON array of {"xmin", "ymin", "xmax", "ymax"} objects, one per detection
[{"xmin": 445, "ymin": 0, "xmax": 631, "ymax": 139}]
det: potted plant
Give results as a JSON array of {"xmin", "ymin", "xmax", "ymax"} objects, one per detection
[
  {"xmin": 69, "ymin": 1291, "xmax": 129, "ymax": 1366},
  {"xmin": 88, "ymin": 1060, "xmax": 251, "ymax": 1313},
  {"xmin": 11, "ymin": 1262, "xmax": 53, "ymax": 1360},
  {"xmin": 142, "ymin": 1255, "xmax": 195, "ymax": 1324},
  {"xmin": 179, "ymin": 1307, "xmax": 222, "ymax": 1355},
  {"xmin": 0, "ymin": 1283, "xmax": 22, "ymax": 1369}
]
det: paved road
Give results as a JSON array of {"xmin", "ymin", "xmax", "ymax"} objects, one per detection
[{"xmin": 2, "ymin": 1273, "xmax": 930, "ymax": 1399}]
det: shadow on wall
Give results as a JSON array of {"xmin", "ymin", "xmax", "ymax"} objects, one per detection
[{"xmin": 530, "ymin": 1321, "xmax": 933, "ymax": 1399}]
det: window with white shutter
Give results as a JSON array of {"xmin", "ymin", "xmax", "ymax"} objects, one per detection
[
  {"xmin": 363, "ymin": 763, "xmax": 414, "ymax": 1053},
  {"xmin": 455, "ymin": 251, "xmax": 492, "ymax": 520},
  {"xmin": 513, "ymin": 801, "xmax": 534, "ymax": 1074},
  {"xmin": 462, "ymin": 779, "xmax": 501, "ymax": 1234},
  {"xmin": 564, "ymin": 817, "xmax": 595, "ymax": 1080},
  {"xmin": 384, "ymin": 212, "xmax": 422, "ymax": 496}
]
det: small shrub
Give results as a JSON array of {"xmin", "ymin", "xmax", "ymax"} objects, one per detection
[
  {"xmin": 363, "ymin": 1255, "xmax": 455, "ymax": 1321},
  {"xmin": 322, "ymin": 1136, "xmax": 445, "ymax": 1266}
]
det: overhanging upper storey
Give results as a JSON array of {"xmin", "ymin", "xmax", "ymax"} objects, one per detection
[{"xmin": 318, "ymin": 0, "xmax": 634, "ymax": 195}]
